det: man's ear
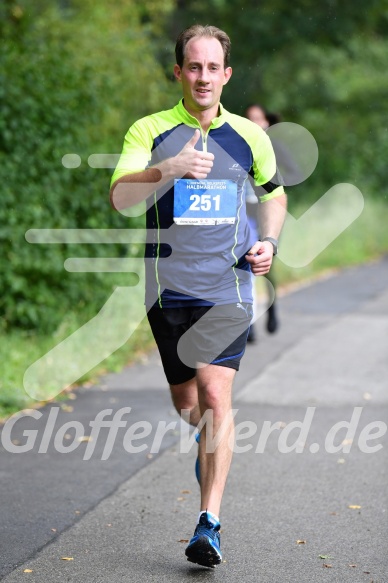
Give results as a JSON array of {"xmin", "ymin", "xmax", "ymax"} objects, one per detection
[
  {"xmin": 173, "ymin": 64, "xmax": 182, "ymax": 82},
  {"xmin": 223, "ymin": 66, "xmax": 232, "ymax": 85}
]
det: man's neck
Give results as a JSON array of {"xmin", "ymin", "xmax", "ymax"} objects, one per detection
[{"xmin": 183, "ymin": 102, "xmax": 220, "ymax": 132}]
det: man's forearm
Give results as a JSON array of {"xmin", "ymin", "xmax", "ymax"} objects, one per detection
[
  {"xmin": 257, "ymin": 193, "xmax": 287, "ymax": 240},
  {"xmin": 110, "ymin": 129, "xmax": 215, "ymax": 211},
  {"xmin": 109, "ymin": 159, "xmax": 174, "ymax": 211}
]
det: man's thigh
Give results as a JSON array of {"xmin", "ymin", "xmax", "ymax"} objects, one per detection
[
  {"xmin": 180, "ymin": 303, "xmax": 253, "ymax": 369},
  {"xmin": 147, "ymin": 306, "xmax": 209, "ymax": 385},
  {"xmin": 147, "ymin": 303, "xmax": 252, "ymax": 384}
]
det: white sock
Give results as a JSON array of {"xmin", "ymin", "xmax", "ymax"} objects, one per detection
[{"xmin": 198, "ymin": 510, "xmax": 220, "ymax": 524}]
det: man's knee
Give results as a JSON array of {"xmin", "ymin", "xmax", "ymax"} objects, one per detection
[
  {"xmin": 170, "ymin": 378, "xmax": 198, "ymax": 412},
  {"xmin": 199, "ymin": 385, "xmax": 232, "ymax": 418},
  {"xmin": 197, "ymin": 365, "xmax": 234, "ymax": 412}
]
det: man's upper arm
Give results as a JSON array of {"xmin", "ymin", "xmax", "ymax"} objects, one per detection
[
  {"xmin": 252, "ymin": 130, "xmax": 285, "ymax": 202},
  {"xmin": 110, "ymin": 119, "xmax": 152, "ymax": 188}
]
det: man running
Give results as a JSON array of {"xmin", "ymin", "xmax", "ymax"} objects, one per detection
[{"xmin": 110, "ymin": 24, "xmax": 287, "ymax": 568}]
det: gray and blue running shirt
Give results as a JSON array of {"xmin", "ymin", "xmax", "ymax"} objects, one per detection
[{"xmin": 111, "ymin": 100, "xmax": 284, "ymax": 308}]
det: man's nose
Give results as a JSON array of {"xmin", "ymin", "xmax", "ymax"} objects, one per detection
[{"xmin": 198, "ymin": 68, "xmax": 210, "ymax": 82}]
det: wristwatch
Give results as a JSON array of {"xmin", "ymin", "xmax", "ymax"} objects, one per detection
[{"xmin": 261, "ymin": 237, "xmax": 278, "ymax": 256}]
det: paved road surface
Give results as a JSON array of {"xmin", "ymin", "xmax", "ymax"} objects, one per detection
[{"xmin": 1, "ymin": 258, "xmax": 387, "ymax": 582}]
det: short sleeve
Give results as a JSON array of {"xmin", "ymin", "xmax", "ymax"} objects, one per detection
[
  {"xmin": 252, "ymin": 130, "xmax": 285, "ymax": 202},
  {"xmin": 110, "ymin": 119, "xmax": 153, "ymax": 187}
]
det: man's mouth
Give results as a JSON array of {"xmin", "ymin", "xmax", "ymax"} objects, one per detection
[{"xmin": 196, "ymin": 88, "xmax": 210, "ymax": 94}]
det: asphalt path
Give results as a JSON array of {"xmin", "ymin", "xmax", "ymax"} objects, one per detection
[{"xmin": 1, "ymin": 258, "xmax": 387, "ymax": 582}]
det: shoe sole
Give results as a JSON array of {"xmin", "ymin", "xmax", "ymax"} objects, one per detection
[{"xmin": 185, "ymin": 536, "xmax": 222, "ymax": 568}]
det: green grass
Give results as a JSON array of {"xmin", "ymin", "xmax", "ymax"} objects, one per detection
[
  {"xmin": 274, "ymin": 196, "xmax": 388, "ymax": 286},
  {"xmin": 0, "ymin": 315, "xmax": 155, "ymax": 420},
  {"xmin": 1, "ymin": 197, "xmax": 387, "ymax": 420}
]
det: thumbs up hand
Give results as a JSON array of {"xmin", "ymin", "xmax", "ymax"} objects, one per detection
[{"xmin": 171, "ymin": 129, "xmax": 214, "ymax": 179}]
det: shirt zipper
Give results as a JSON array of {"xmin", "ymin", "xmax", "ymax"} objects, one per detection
[{"xmin": 200, "ymin": 127, "xmax": 210, "ymax": 153}]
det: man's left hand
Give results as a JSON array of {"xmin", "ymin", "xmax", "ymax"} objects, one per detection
[{"xmin": 245, "ymin": 240, "xmax": 274, "ymax": 276}]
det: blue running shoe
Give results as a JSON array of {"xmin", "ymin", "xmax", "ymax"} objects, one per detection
[
  {"xmin": 195, "ymin": 433, "xmax": 200, "ymax": 484},
  {"xmin": 185, "ymin": 512, "xmax": 222, "ymax": 568}
]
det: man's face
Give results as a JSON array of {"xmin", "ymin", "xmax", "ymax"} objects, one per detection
[{"xmin": 174, "ymin": 36, "xmax": 232, "ymax": 116}]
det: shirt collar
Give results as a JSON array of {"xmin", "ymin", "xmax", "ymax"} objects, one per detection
[{"xmin": 175, "ymin": 99, "xmax": 226, "ymax": 129}]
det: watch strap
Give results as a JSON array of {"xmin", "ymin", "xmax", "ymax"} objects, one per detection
[{"xmin": 261, "ymin": 237, "xmax": 278, "ymax": 255}]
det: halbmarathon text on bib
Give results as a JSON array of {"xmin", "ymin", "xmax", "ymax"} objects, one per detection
[{"xmin": 173, "ymin": 179, "xmax": 238, "ymax": 225}]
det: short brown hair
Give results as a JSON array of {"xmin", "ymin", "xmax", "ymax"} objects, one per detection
[{"xmin": 175, "ymin": 25, "xmax": 231, "ymax": 69}]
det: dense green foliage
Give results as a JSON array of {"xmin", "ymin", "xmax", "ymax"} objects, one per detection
[{"xmin": 0, "ymin": 0, "xmax": 179, "ymax": 332}]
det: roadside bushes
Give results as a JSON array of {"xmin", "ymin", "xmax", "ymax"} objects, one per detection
[{"xmin": 0, "ymin": 2, "xmax": 178, "ymax": 333}]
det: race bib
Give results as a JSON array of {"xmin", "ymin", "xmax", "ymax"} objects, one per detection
[{"xmin": 173, "ymin": 179, "xmax": 237, "ymax": 225}]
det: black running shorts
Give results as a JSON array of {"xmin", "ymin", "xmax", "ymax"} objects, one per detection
[{"xmin": 147, "ymin": 303, "xmax": 253, "ymax": 385}]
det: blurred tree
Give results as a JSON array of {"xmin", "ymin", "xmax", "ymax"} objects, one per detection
[
  {"xmin": 262, "ymin": 36, "xmax": 388, "ymax": 197},
  {"xmin": 170, "ymin": 0, "xmax": 388, "ymax": 201},
  {"xmin": 171, "ymin": 0, "xmax": 388, "ymax": 109},
  {"xmin": 0, "ymin": 0, "xmax": 180, "ymax": 332}
]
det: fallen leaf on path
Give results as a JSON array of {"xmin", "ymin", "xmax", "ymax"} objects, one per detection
[
  {"xmin": 348, "ymin": 564, "xmax": 357, "ymax": 567},
  {"xmin": 363, "ymin": 571, "xmax": 370, "ymax": 574},
  {"xmin": 341, "ymin": 439, "xmax": 353, "ymax": 446},
  {"xmin": 60, "ymin": 405, "xmax": 73, "ymax": 413},
  {"xmin": 83, "ymin": 381, "xmax": 94, "ymax": 388},
  {"xmin": 296, "ymin": 540, "xmax": 306, "ymax": 544},
  {"xmin": 323, "ymin": 564, "xmax": 332, "ymax": 568},
  {"xmin": 181, "ymin": 490, "xmax": 191, "ymax": 494},
  {"xmin": 319, "ymin": 555, "xmax": 333, "ymax": 559},
  {"xmin": 348, "ymin": 505, "xmax": 361, "ymax": 509},
  {"xmin": 337, "ymin": 458, "xmax": 346, "ymax": 464},
  {"xmin": 23, "ymin": 569, "xmax": 33, "ymax": 573},
  {"xmin": 178, "ymin": 539, "xmax": 189, "ymax": 543},
  {"xmin": 75, "ymin": 510, "xmax": 80, "ymax": 515},
  {"xmin": 177, "ymin": 497, "xmax": 185, "ymax": 501},
  {"xmin": 77, "ymin": 436, "xmax": 92, "ymax": 443},
  {"xmin": 51, "ymin": 528, "xmax": 57, "ymax": 532},
  {"xmin": 60, "ymin": 557, "xmax": 74, "ymax": 561},
  {"xmin": 146, "ymin": 454, "xmax": 153, "ymax": 459}
]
